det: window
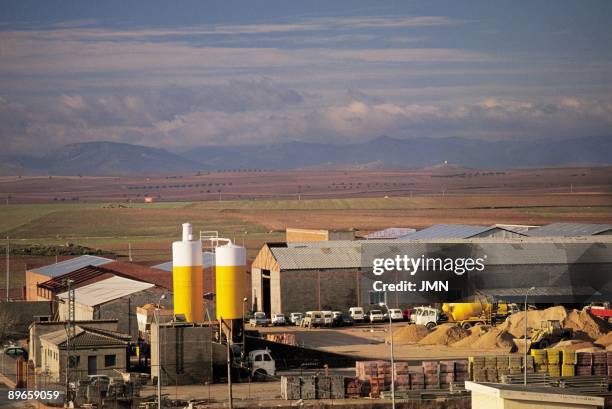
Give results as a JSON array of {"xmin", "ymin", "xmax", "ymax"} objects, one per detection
[
  {"xmin": 254, "ymin": 354, "xmax": 263, "ymax": 362},
  {"xmin": 264, "ymin": 354, "xmax": 272, "ymax": 362},
  {"xmin": 368, "ymin": 290, "xmax": 386, "ymax": 305},
  {"xmin": 69, "ymin": 356, "xmax": 80, "ymax": 368},
  {"xmin": 104, "ymin": 354, "xmax": 116, "ymax": 367}
]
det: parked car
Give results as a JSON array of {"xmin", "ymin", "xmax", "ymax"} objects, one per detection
[
  {"xmin": 349, "ymin": 307, "xmax": 365, "ymax": 322},
  {"xmin": 249, "ymin": 311, "xmax": 270, "ymax": 327},
  {"xmin": 3, "ymin": 346, "xmax": 28, "ymax": 360},
  {"xmin": 289, "ymin": 312, "xmax": 303, "ymax": 326},
  {"xmin": 386, "ymin": 308, "xmax": 403, "ymax": 321},
  {"xmin": 271, "ymin": 313, "xmax": 286, "ymax": 326},
  {"xmin": 369, "ymin": 310, "xmax": 384, "ymax": 322},
  {"xmin": 333, "ymin": 313, "xmax": 354, "ymax": 327},
  {"xmin": 322, "ymin": 311, "xmax": 334, "ymax": 326},
  {"xmin": 301, "ymin": 311, "xmax": 324, "ymax": 328}
]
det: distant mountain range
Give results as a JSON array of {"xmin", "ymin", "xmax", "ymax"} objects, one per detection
[{"xmin": 1, "ymin": 136, "xmax": 611, "ymax": 175}]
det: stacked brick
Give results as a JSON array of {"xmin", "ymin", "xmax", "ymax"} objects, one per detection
[
  {"xmin": 576, "ymin": 352, "xmax": 593, "ymax": 376},
  {"xmin": 561, "ymin": 350, "xmax": 576, "ymax": 377},
  {"xmin": 470, "ymin": 355, "xmax": 534, "ymax": 382},
  {"xmin": 353, "ymin": 359, "xmax": 468, "ymax": 397},
  {"xmin": 265, "ymin": 333, "xmax": 297, "ymax": 346},
  {"xmin": 592, "ymin": 352, "xmax": 607, "ymax": 376},
  {"xmin": 608, "ymin": 352, "xmax": 612, "ymax": 376},
  {"xmin": 532, "ymin": 349, "xmax": 548, "ymax": 373}
]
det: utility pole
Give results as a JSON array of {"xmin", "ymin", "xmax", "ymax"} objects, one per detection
[
  {"xmin": 65, "ymin": 279, "xmax": 75, "ymax": 403},
  {"xmin": 128, "ymin": 243, "xmax": 133, "ymax": 262},
  {"xmin": 5, "ymin": 236, "xmax": 9, "ymax": 301},
  {"xmin": 221, "ymin": 318, "xmax": 233, "ymax": 409}
]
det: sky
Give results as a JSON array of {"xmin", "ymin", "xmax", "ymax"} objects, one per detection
[{"xmin": 1, "ymin": 0, "xmax": 611, "ymax": 154}]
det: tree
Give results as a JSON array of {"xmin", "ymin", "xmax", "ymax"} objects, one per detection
[{"xmin": 0, "ymin": 307, "xmax": 17, "ymax": 343}]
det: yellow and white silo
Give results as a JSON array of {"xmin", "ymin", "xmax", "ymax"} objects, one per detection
[
  {"xmin": 172, "ymin": 223, "xmax": 204, "ymax": 322},
  {"xmin": 215, "ymin": 242, "xmax": 246, "ymax": 321}
]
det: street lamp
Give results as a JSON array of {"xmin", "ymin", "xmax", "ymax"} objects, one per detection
[
  {"xmin": 155, "ymin": 294, "xmax": 166, "ymax": 409},
  {"xmin": 379, "ymin": 302, "xmax": 395, "ymax": 409},
  {"xmin": 524, "ymin": 287, "xmax": 535, "ymax": 386},
  {"xmin": 242, "ymin": 297, "xmax": 248, "ymax": 356}
]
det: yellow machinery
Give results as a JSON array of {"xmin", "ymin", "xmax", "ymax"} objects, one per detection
[{"xmin": 172, "ymin": 223, "xmax": 204, "ymax": 322}]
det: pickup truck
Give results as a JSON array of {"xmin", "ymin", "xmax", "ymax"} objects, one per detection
[
  {"xmin": 249, "ymin": 312, "xmax": 270, "ymax": 327},
  {"xmin": 270, "ymin": 313, "xmax": 286, "ymax": 326}
]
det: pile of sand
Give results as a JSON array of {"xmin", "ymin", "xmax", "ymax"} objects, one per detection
[
  {"xmin": 388, "ymin": 325, "xmax": 430, "ymax": 344},
  {"xmin": 563, "ymin": 309, "xmax": 609, "ymax": 341},
  {"xmin": 594, "ymin": 332, "xmax": 612, "ymax": 347},
  {"xmin": 452, "ymin": 325, "xmax": 491, "ymax": 347},
  {"xmin": 499, "ymin": 306, "xmax": 568, "ymax": 338},
  {"xmin": 553, "ymin": 339, "xmax": 595, "ymax": 351},
  {"xmin": 418, "ymin": 323, "xmax": 469, "ymax": 346}
]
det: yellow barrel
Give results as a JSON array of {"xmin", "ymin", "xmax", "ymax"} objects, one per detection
[
  {"xmin": 172, "ymin": 223, "xmax": 204, "ymax": 322},
  {"xmin": 215, "ymin": 242, "xmax": 246, "ymax": 320}
]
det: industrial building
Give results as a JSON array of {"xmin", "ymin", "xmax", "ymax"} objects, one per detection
[
  {"xmin": 39, "ymin": 326, "xmax": 130, "ymax": 383},
  {"xmin": 25, "ymin": 255, "xmax": 114, "ymax": 300},
  {"xmin": 398, "ymin": 223, "xmax": 528, "ymax": 240},
  {"xmin": 56, "ymin": 275, "xmax": 171, "ymax": 339},
  {"xmin": 285, "ymin": 227, "xmax": 355, "ymax": 242},
  {"xmin": 29, "ymin": 319, "xmax": 119, "ymax": 369},
  {"xmin": 363, "ymin": 227, "xmax": 416, "ymax": 239},
  {"xmin": 251, "ymin": 234, "xmax": 612, "ymax": 315}
]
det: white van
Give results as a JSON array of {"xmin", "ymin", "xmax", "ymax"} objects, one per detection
[
  {"xmin": 322, "ymin": 311, "xmax": 334, "ymax": 326},
  {"xmin": 349, "ymin": 307, "xmax": 365, "ymax": 322}
]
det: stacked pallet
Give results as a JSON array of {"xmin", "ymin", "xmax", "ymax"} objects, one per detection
[
  {"xmin": 531, "ymin": 349, "xmax": 548, "ymax": 373},
  {"xmin": 455, "ymin": 360, "xmax": 469, "ymax": 383},
  {"xmin": 393, "ymin": 362, "xmax": 411, "ymax": 392},
  {"xmin": 561, "ymin": 350, "xmax": 576, "ymax": 377},
  {"xmin": 439, "ymin": 361, "xmax": 454, "ymax": 389},
  {"xmin": 469, "ymin": 356, "xmax": 486, "ymax": 382},
  {"xmin": 546, "ymin": 349, "xmax": 561, "ymax": 377},
  {"xmin": 607, "ymin": 352, "xmax": 612, "ymax": 375},
  {"xmin": 281, "ymin": 375, "xmax": 343, "ymax": 400},
  {"xmin": 485, "ymin": 356, "xmax": 498, "ymax": 382},
  {"xmin": 592, "ymin": 352, "xmax": 607, "ymax": 376},
  {"xmin": 423, "ymin": 361, "xmax": 440, "ymax": 390},
  {"xmin": 496, "ymin": 355, "xmax": 509, "ymax": 380},
  {"xmin": 410, "ymin": 372, "xmax": 425, "ymax": 390},
  {"xmin": 576, "ymin": 352, "xmax": 593, "ymax": 376}
]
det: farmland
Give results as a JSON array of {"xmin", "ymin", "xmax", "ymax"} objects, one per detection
[{"xmin": 1, "ymin": 166, "xmax": 611, "ymax": 292}]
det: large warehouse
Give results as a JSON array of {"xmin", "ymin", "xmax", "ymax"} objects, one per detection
[{"xmin": 251, "ymin": 224, "xmax": 612, "ymax": 315}]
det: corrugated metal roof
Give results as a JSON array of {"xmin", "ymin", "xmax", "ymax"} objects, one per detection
[
  {"xmin": 104, "ymin": 261, "xmax": 172, "ymax": 289},
  {"xmin": 270, "ymin": 244, "xmax": 362, "ymax": 270},
  {"xmin": 528, "ymin": 223, "xmax": 612, "ymax": 237},
  {"xmin": 38, "ymin": 265, "xmax": 114, "ymax": 292},
  {"xmin": 57, "ymin": 275, "xmax": 154, "ymax": 307},
  {"xmin": 399, "ymin": 224, "xmax": 492, "ymax": 239},
  {"xmin": 151, "ymin": 251, "xmax": 215, "ymax": 272},
  {"xmin": 364, "ymin": 227, "xmax": 416, "ymax": 239},
  {"xmin": 268, "ymin": 239, "xmax": 612, "ymax": 270},
  {"xmin": 31, "ymin": 255, "xmax": 114, "ymax": 277}
]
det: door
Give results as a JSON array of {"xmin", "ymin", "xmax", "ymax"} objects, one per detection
[
  {"xmin": 262, "ymin": 271, "xmax": 271, "ymax": 316},
  {"xmin": 88, "ymin": 356, "xmax": 97, "ymax": 375}
]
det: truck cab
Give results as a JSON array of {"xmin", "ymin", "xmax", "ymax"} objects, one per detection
[
  {"xmin": 412, "ymin": 306, "xmax": 440, "ymax": 329},
  {"xmin": 322, "ymin": 311, "xmax": 334, "ymax": 326},
  {"xmin": 246, "ymin": 349, "xmax": 276, "ymax": 381}
]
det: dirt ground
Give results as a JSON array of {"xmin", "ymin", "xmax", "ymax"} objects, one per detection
[{"xmin": 257, "ymin": 323, "xmax": 511, "ymax": 362}]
